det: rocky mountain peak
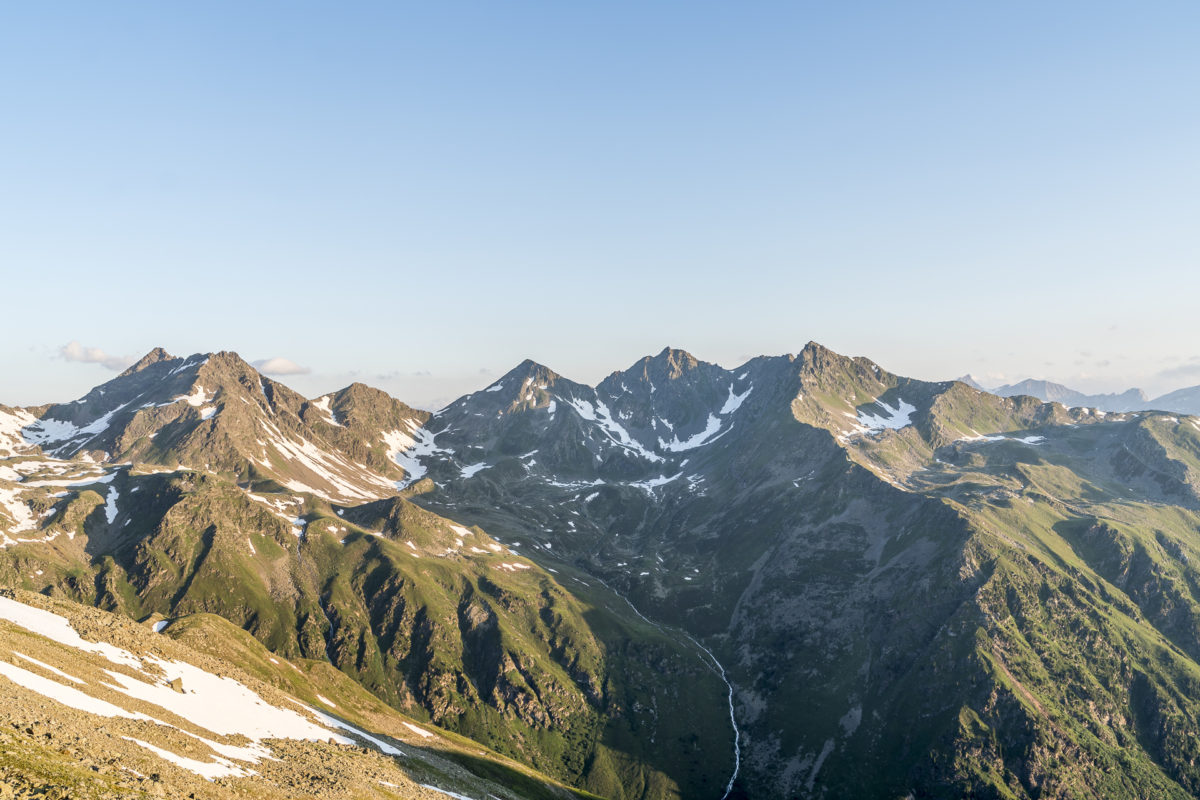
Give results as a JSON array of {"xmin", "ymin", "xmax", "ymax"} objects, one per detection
[
  {"xmin": 486, "ymin": 360, "xmax": 565, "ymax": 396},
  {"xmin": 325, "ymin": 382, "xmax": 429, "ymax": 430},
  {"xmin": 118, "ymin": 346, "xmax": 176, "ymax": 377},
  {"xmin": 650, "ymin": 346, "xmax": 699, "ymax": 379},
  {"xmin": 798, "ymin": 340, "xmax": 842, "ymax": 369},
  {"xmin": 601, "ymin": 348, "xmax": 712, "ymax": 397},
  {"xmin": 795, "ymin": 342, "xmax": 886, "ymax": 389}
]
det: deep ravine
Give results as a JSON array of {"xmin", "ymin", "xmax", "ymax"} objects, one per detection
[{"xmin": 591, "ymin": 575, "xmax": 742, "ymax": 799}]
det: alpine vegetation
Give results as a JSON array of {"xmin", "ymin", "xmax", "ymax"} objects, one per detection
[{"xmin": 5, "ymin": 344, "xmax": 1200, "ymax": 798}]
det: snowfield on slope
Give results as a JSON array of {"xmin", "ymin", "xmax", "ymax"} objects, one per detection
[
  {"xmin": 957, "ymin": 432, "xmax": 1046, "ymax": 445},
  {"xmin": 383, "ymin": 419, "xmax": 451, "ymax": 488},
  {"xmin": 856, "ymin": 398, "xmax": 916, "ymax": 431},
  {"xmin": 0, "ymin": 408, "xmax": 38, "ymax": 457},
  {"xmin": 658, "ymin": 414, "xmax": 732, "ymax": 451},
  {"xmin": 0, "ymin": 596, "xmax": 412, "ymax": 780},
  {"xmin": 567, "ymin": 397, "xmax": 664, "ymax": 462},
  {"xmin": 719, "ymin": 383, "xmax": 753, "ymax": 414},
  {"xmin": 311, "ymin": 395, "xmax": 343, "ymax": 426}
]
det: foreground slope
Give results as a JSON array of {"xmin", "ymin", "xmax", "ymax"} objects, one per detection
[{"xmin": 0, "ymin": 587, "xmax": 601, "ymax": 800}]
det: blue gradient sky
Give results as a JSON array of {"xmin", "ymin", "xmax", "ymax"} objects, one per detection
[{"xmin": 3, "ymin": 2, "xmax": 1198, "ymax": 408}]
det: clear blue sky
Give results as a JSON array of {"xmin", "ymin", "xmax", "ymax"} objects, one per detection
[{"xmin": 3, "ymin": 2, "xmax": 1198, "ymax": 408}]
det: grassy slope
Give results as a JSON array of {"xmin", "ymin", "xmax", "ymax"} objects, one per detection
[
  {"xmin": 823, "ymin": 385, "xmax": 1200, "ymax": 797},
  {"xmin": 0, "ymin": 467, "xmax": 731, "ymax": 799},
  {"xmin": 0, "ymin": 587, "xmax": 602, "ymax": 800}
]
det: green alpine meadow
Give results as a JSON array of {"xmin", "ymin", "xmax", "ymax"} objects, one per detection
[{"xmin": 2, "ymin": 343, "xmax": 1200, "ymax": 798}]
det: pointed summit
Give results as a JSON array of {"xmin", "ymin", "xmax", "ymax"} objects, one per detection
[
  {"xmin": 119, "ymin": 347, "xmax": 176, "ymax": 377},
  {"xmin": 491, "ymin": 359, "xmax": 564, "ymax": 391},
  {"xmin": 615, "ymin": 347, "xmax": 702, "ymax": 385},
  {"xmin": 797, "ymin": 341, "xmax": 852, "ymax": 374},
  {"xmin": 454, "ymin": 359, "xmax": 581, "ymax": 416},
  {"xmin": 650, "ymin": 346, "xmax": 699, "ymax": 379},
  {"xmin": 799, "ymin": 340, "xmax": 830, "ymax": 357},
  {"xmin": 322, "ymin": 381, "xmax": 428, "ymax": 432}
]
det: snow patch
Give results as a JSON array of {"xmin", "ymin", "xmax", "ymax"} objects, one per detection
[
  {"xmin": 121, "ymin": 736, "xmax": 252, "ymax": 781},
  {"xmin": 256, "ymin": 417, "xmax": 395, "ymax": 500},
  {"xmin": 402, "ymin": 721, "xmax": 435, "ymax": 738},
  {"xmin": 567, "ymin": 397, "xmax": 663, "ymax": 462},
  {"xmin": 103, "ymin": 486, "xmax": 119, "ymax": 524},
  {"xmin": 418, "ymin": 784, "xmax": 474, "ymax": 800},
  {"xmin": 0, "ymin": 408, "xmax": 38, "ymax": 457},
  {"xmin": 0, "ymin": 596, "xmax": 143, "ymax": 668},
  {"xmin": 855, "ymin": 398, "xmax": 915, "ymax": 432},
  {"xmin": 659, "ymin": 415, "xmax": 730, "ymax": 452},
  {"xmin": 630, "ymin": 472, "xmax": 684, "ymax": 493},
  {"xmin": 719, "ymin": 383, "xmax": 753, "ymax": 415},
  {"xmin": 22, "ymin": 402, "xmax": 133, "ymax": 456},
  {"xmin": 0, "ymin": 660, "xmax": 152, "ymax": 721},
  {"xmin": 19, "ymin": 469, "xmax": 117, "ymax": 490},
  {"xmin": 169, "ymin": 354, "xmax": 208, "ymax": 376},
  {"xmin": 311, "ymin": 396, "xmax": 343, "ymax": 427},
  {"xmin": 302, "ymin": 704, "xmax": 404, "ymax": 756},
  {"xmin": 13, "ymin": 652, "xmax": 85, "ymax": 684},
  {"xmin": 382, "ymin": 422, "xmax": 450, "ymax": 489},
  {"xmin": 175, "ymin": 385, "xmax": 214, "ymax": 408},
  {"xmin": 99, "ymin": 658, "xmax": 343, "ymax": 746},
  {"xmin": 460, "ymin": 462, "xmax": 490, "ymax": 478},
  {"xmin": 959, "ymin": 433, "xmax": 1046, "ymax": 446},
  {"xmin": 546, "ymin": 478, "xmax": 604, "ymax": 490}
]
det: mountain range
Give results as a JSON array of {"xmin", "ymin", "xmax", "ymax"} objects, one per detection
[
  {"xmin": 4, "ymin": 343, "xmax": 1200, "ymax": 798},
  {"xmin": 963, "ymin": 375, "xmax": 1200, "ymax": 416}
]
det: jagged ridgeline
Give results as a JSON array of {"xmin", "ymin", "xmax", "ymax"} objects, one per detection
[
  {"xmin": 6, "ymin": 343, "xmax": 1200, "ymax": 798},
  {"xmin": 0, "ymin": 350, "xmax": 733, "ymax": 799}
]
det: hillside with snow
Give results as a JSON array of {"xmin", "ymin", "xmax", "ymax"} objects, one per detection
[{"xmin": 6, "ymin": 343, "xmax": 1200, "ymax": 798}]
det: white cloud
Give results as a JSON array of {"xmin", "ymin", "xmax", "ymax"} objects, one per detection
[
  {"xmin": 1155, "ymin": 361, "xmax": 1200, "ymax": 383},
  {"xmin": 59, "ymin": 341, "xmax": 133, "ymax": 371},
  {"xmin": 252, "ymin": 357, "xmax": 311, "ymax": 376}
]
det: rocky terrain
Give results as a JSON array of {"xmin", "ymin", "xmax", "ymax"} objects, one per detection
[{"xmin": 6, "ymin": 343, "xmax": 1200, "ymax": 797}]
